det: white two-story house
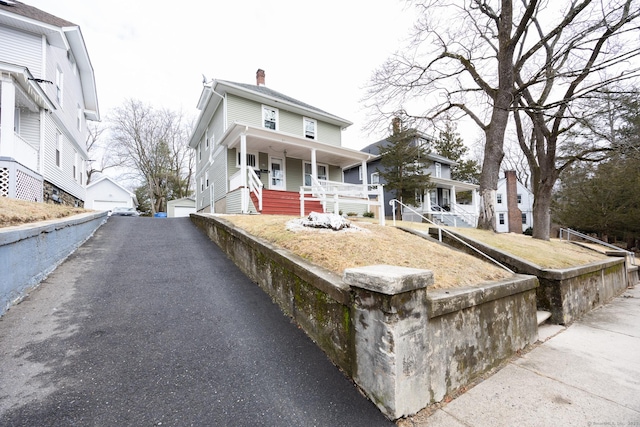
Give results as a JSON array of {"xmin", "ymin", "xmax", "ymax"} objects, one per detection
[
  {"xmin": 189, "ymin": 69, "xmax": 376, "ymax": 216},
  {"xmin": 0, "ymin": 1, "xmax": 99, "ymax": 206}
]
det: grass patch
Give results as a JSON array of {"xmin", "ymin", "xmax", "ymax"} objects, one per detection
[
  {"xmin": 393, "ymin": 221, "xmax": 607, "ymax": 269},
  {"xmin": 0, "ymin": 197, "xmax": 88, "ymax": 228},
  {"xmin": 225, "ymin": 215, "xmax": 513, "ymax": 289}
]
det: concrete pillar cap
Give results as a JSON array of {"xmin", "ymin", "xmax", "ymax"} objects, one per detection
[{"xmin": 344, "ymin": 264, "xmax": 433, "ymax": 295}]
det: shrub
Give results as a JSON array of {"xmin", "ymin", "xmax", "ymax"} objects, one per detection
[
  {"xmin": 524, "ymin": 227, "xmax": 533, "ymax": 236},
  {"xmin": 363, "ymin": 211, "xmax": 375, "ymax": 218}
]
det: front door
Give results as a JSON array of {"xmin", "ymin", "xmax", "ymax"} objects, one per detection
[{"xmin": 270, "ymin": 158, "xmax": 285, "ymax": 190}]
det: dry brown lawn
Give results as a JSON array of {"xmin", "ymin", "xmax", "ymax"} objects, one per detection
[
  {"xmin": 0, "ymin": 197, "xmax": 88, "ymax": 228},
  {"xmin": 392, "ymin": 221, "xmax": 608, "ymax": 269},
  {"xmin": 225, "ymin": 215, "xmax": 513, "ymax": 289}
]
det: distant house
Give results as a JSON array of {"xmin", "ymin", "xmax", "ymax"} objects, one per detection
[
  {"xmin": 85, "ymin": 176, "xmax": 137, "ymax": 212},
  {"xmin": 167, "ymin": 197, "xmax": 196, "ymax": 218},
  {"xmin": 344, "ymin": 133, "xmax": 479, "ymax": 226},
  {"xmin": 0, "ymin": 1, "xmax": 99, "ymax": 206},
  {"xmin": 188, "ymin": 69, "xmax": 377, "ymax": 216},
  {"xmin": 495, "ymin": 170, "xmax": 533, "ymax": 233}
]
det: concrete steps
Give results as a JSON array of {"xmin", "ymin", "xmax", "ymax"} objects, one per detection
[
  {"xmin": 251, "ymin": 190, "xmax": 323, "ymax": 216},
  {"xmin": 537, "ymin": 310, "xmax": 552, "ymax": 325}
]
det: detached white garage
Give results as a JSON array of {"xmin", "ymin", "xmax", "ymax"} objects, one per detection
[
  {"xmin": 167, "ymin": 197, "xmax": 196, "ymax": 218},
  {"xmin": 85, "ymin": 177, "xmax": 138, "ymax": 213}
]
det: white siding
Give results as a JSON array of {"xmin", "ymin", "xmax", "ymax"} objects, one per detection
[{"xmin": 0, "ymin": 27, "xmax": 42, "ymax": 76}]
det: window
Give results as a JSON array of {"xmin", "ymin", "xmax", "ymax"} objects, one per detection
[
  {"xmin": 55, "ymin": 67, "xmax": 63, "ymax": 107},
  {"xmin": 236, "ymin": 150, "xmax": 257, "ymax": 168},
  {"xmin": 205, "ymin": 135, "xmax": 210, "ymax": 149},
  {"xmin": 497, "ymin": 194, "xmax": 503, "ymax": 204},
  {"xmin": 209, "ymin": 135, "xmax": 215, "ymax": 147},
  {"xmin": 499, "ymin": 213, "xmax": 505, "ymax": 225},
  {"xmin": 521, "ymin": 213, "xmax": 527, "ymax": 224},
  {"xmin": 435, "ymin": 162, "xmax": 442, "ymax": 178},
  {"xmin": 517, "ymin": 193, "xmax": 522, "ymax": 204},
  {"xmin": 56, "ymin": 132, "xmax": 62, "ymax": 167},
  {"xmin": 77, "ymin": 104, "xmax": 82, "ymax": 131},
  {"xmin": 263, "ymin": 106, "xmax": 278, "ymax": 130},
  {"xmin": 73, "ymin": 151, "xmax": 78, "ymax": 181},
  {"xmin": 304, "ymin": 162, "xmax": 328, "ymax": 185},
  {"xmin": 371, "ymin": 172, "xmax": 379, "ymax": 184},
  {"xmin": 303, "ymin": 117, "xmax": 316, "ymax": 139},
  {"xmin": 205, "ymin": 171, "xmax": 209, "ymax": 188},
  {"xmin": 14, "ymin": 107, "xmax": 20, "ymax": 132},
  {"xmin": 200, "ymin": 177, "xmax": 204, "ymax": 192},
  {"xmin": 198, "ymin": 143, "xmax": 202, "ymax": 161}
]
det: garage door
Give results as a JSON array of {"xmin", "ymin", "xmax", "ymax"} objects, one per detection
[{"xmin": 173, "ymin": 206, "xmax": 196, "ymax": 217}]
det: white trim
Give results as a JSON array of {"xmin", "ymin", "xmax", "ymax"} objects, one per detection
[
  {"xmin": 235, "ymin": 148, "xmax": 258, "ymax": 169},
  {"xmin": 303, "ymin": 161, "xmax": 328, "ymax": 186}
]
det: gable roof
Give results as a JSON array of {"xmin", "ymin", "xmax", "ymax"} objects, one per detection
[
  {"xmin": 0, "ymin": 0, "xmax": 100, "ymax": 120},
  {"xmin": 359, "ymin": 136, "xmax": 457, "ymax": 166}
]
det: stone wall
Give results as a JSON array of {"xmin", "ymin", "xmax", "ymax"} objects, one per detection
[
  {"xmin": 191, "ymin": 213, "xmax": 540, "ymax": 419},
  {"xmin": 43, "ymin": 180, "xmax": 84, "ymax": 207},
  {"xmin": 436, "ymin": 229, "xmax": 630, "ymax": 324}
]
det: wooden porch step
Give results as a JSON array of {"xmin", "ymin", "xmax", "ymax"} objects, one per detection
[{"xmin": 250, "ymin": 190, "xmax": 323, "ymax": 216}]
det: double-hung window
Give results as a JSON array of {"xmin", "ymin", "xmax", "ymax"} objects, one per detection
[
  {"xmin": 55, "ymin": 67, "xmax": 64, "ymax": 107},
  {"xmin": 56, "ymin": 132, "xmax": 63, "ymax": 168},
  {"xmin": 237, "ymin": 150, "xmax": 257, "ymax": 168},
  {"xmin": 371, "ymin": 172, "xmax": 380, "ymax": 184},
  {"xmin": 263, "ymin": 106, "xmax": 278, "ymax": 130},
  {"xmin": 303, "ymin": 117, "xmax": 316, "ymax": 139}
]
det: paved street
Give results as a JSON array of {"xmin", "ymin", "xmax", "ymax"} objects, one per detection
[{"xmin": 0, "ymin": 217, "xmax": 392, "ymax": 426}]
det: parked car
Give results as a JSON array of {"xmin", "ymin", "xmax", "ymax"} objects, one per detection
[{"xmin": 111, "ymin": 207, "xmax": 139, "ymax": 217}]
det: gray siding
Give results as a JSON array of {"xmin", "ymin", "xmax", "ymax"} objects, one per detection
[
  {"xmin": 227, "ymin": 93, "xmax": 261, "ymax": 127},
  {"xmin": 279, "ymin": 109, "xmax": 299, "ymax": 135},
  {"xmin": 213, "ymin": 148, "xmax": 227, "ymax": 202},
  {"xmin": 329, "ymin": 165, "xmax": 341, "ymax": 182},
  {"xmin": 285, "ymin": 158, "xmax": 303, "ymax": 192},
  {"xmin": 317, "ymin": 121, "xmax": 341, "ymax": 147},
  {"xmin": 0, "ymin": 27, "xmax": 41, "ymax": 75},
  {"xmin": 42, "ymin": 115, "xmax": 84, "ymax": 199}
]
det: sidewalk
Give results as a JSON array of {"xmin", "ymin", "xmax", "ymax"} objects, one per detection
[{"xmin": 403, "ymin": 285, "xmax": 640, "ymax": 427}]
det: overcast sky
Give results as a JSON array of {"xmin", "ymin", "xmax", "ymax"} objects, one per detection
[{"xmin": 25, "ymin": 0, "xmax": 418, "ymax": 151}]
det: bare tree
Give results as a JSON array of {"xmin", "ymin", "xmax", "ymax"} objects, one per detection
[
  {"xmin": 85, "ymin": 122, "xmax": 124, "ymax": 185},
  {"xmin": 364, "ymin": 0, "xmax": 640, "ymax": 238},
  {"xmin": 513, "ymin": 1, "xmax": 640, "ymax": 239},
  {"xmin": 109, "ymin": 99, "xmax": 194, "ymax": 214}
]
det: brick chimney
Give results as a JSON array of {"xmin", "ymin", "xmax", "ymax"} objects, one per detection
[
  {"xmin": 505, "ymin": 170, "xmax": 523, "ymax": 233},
  {"xmin": 256, "ymin": 69, "xmax": 265, "ymax": 86}
]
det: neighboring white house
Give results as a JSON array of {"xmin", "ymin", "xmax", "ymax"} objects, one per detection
[
  {"xmin": 85, "ymin": 176, "xmax": 137, "ymax": 212},
  {"xmin": 167, "ymin": 197, "xmax": 196, "ymax": 218},
  {"xmin": 0, "ymin": 1, "xmax": 99, "ymax": 206},
  {"xmin": 495, "ymin": 170, "xmax": 534, "ymax": 233},
  {"xmin": 188, "ymin": 69, "xmax": 375, "ymax": 216}
]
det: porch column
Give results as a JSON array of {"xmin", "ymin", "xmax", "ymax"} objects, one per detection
[
  {"xmin": 361, "ymin": 160, "xmax": 368, "ymax": 186},
  {"xmin": 240, "ymin": 132, "xmax": 248, "ymax": 213},
  {"xmin": 472, "ymin": 189, "xmax": 479, "ymax": 227},
  {"xmin": 310, "ymin": 148, "xmax": 317, "ymax": 182},
  {"xmin": 0, "ymin": 78, "xmax": 16, "ymax": 158},
  {"xmin": 451, "ymin": 185, "xmax": 457, "ymax": 207}
]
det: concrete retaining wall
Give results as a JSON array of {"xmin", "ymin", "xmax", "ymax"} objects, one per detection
[
  {"xmin": 191, "ymin": 214, "xmax": 539, "ymax": 419},
  {"xmin": 0, "ymin": 211, "xmax": 107, "ymax": 316},
  {"xmin": 435, "ymin": 230, "xmax": 630, "ymax": 325}
]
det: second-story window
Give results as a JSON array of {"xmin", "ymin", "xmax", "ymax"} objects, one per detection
[
  {"xmin": 303, "ymin": 117, "xmax": 316, "ymax": 139},
  {"xmin": 56, "ymin": 67, "xmax": 64, "ymax": 107},
  {"xmin": 77, "ymin": 104, "xmax": 82, "ymax": 131},
  {"xmin": 435, "ymin": 162, "xmax": 442, "ymax": 178},
  {"xmin": 371, "ymin": 172, "xmax": 380, "ymax": 184},
  {"xmin": 517, "ymin": 194, "xmax": 522, "ymax": 204},
  {"xmin": 497, "ymin": 194, "xmax": 503, "ymax": 204},
  {"xmin": 263, "ymin": 106, "xmax": 278, "ymax": 130}
]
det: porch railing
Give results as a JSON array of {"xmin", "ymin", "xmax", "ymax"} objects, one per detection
[
  {"xmin": 300, "ymin": 177, "xmax": 386, "ymax": 225},
  {"xmin": 247, "ymin": 168, "xmax": 263, "ymax": 211},
  {"xmin": 0, "ymin": 128, "xmax": 39, "ymax": 172}
]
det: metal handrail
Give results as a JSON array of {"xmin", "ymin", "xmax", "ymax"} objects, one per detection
[
  {"xmin": 559, "ymin": 228, "xmax": 636, "ymax": 266},
  {"xmin": 390, "ymin": 199, "xmax": 514, "ymax": 273}
]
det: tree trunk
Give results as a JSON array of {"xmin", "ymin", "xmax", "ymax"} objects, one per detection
[{"xmin": 531, "ymin": 173, "xmax": 555, "ymax": 240}]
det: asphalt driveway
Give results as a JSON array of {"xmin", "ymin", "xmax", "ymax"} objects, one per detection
[{"xmin": 0, "ymin": 216, "xmax": 392, "ymax": 426}]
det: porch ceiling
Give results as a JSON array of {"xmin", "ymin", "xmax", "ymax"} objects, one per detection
[{"xmin": 221, "ymin": 122, "xmax": 372, "ymax": 169}]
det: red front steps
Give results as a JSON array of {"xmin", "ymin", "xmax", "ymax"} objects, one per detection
[{"xmin": 250, "ymin": 189, "xmax": 323, "ymax": 216}]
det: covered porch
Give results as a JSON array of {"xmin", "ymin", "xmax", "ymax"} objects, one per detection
[
  {"xmin": 222, "ymin": 122, "xmax": 378, "ymax": 217},
  {"xmin": 402, "ymin": 177, "xmax": 479, "ymax": 227}
]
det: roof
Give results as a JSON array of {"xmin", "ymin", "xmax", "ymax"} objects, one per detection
[
  {"xmin": 0, "ymin": 0, "xmax": 75, "ymax": 27},
  {"xmin": 0, "ymin": 0, "xmax": 100, "ymax": 120},
  {"xmin": 359, "ymin": 136, "xmax": 457, "ymax": 166}
]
